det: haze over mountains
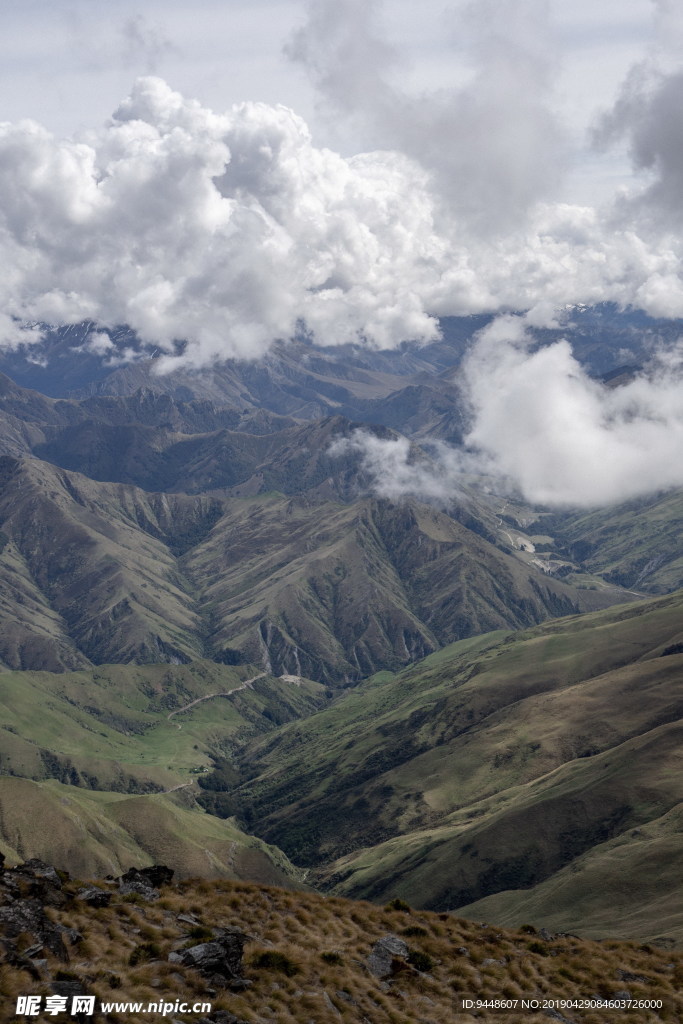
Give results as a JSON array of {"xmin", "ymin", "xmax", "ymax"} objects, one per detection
[{"xmin": 2, "ymin": 307, "xmax": 683, "ymax": 948}]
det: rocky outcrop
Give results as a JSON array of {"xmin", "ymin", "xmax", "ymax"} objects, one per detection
[
  {"xmin": 0, "ymin": 854, "xmax": 71, "ymax": 964},
  {"xmin": 366, "ymin": 933, "xmax": 409, "ymax": 978},
  {"xmin": 168, "ymin": 925, "xmax": 250, "ymax": 990},
  {"xmin": 76, "ymin": 886, "xmax": 112, "ymax": 907},
  {"xmin": 0, "ymin": 856, "xmax": 174, "ymax": 1000},
  {"xmin": 116, "ymin": 864, "xmax": 174, "ymax": 901}
]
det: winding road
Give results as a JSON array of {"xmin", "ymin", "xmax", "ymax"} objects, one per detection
[{"xmin": 166, "ymin": 672, "xmax": 267, "ymax": 729}]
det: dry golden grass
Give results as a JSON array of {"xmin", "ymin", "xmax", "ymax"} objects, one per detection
[{"xmin": 1, "ymin": 878, "xmax": 681, "ymax": 1024}]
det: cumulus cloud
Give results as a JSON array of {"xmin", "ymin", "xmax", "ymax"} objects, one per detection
[
  {"xmin": 596, "ymin": 64, "xmax": 683, "ymax": 229},
  {"xmin": 338, "ymin": 314, "xmax": 683, "ymax": 509},
  {"xmin": 463, "ymin": 315, "xmax": 683, "ymax": 505},
  {"xmin": 2, "ymin": 9, "xmax": 683, "ymax": 372},
  {"xmin": 288, "ymin": 0, "xmax": 565, "ymax": 232},
  {"xmin": 0, "ymin": 76, "xmax": 445, "ymax": 365},
  {"xmin": 1, "ymin": 72, "xmax": 683, "ymax": 371}
]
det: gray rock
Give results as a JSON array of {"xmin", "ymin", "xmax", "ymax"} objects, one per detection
[
  {"xmin": 134, "ymin": 865, "xmax": 174, "ymax": 888},
  {"xmin": 22, "ymin": 942, "xmax": 44, "ymax": 958},
  {"xmin": 167, "ymin": 927, "xmax": 248, "ymax": 989},
  {"xmin": 616, "ymin": 968, "xmax": 650, "ymax": 984},
  {"xmin": 0, "ymin": 897, "xmax": 68, "ymax": 959},
  {"xmin": 323, "ymin": 992, "xmax": 341, "ymax": 1016},
  {"xmin": 117, "ymin": 865, "xmax": 174, "ymax": 901},
  {"xmin": 2, "ymin": 860, "xmax": 67, "ymax": 908},
  {"xmin": 544, "ymin": 1010, "xmax": 577, "ymax": 1024},
  {"xmin": 335, "ymin": 990, "xmax": 356, "ymax": 1005},
  {"xmin": 51, "ymin": 978, "xmax": 94, "ymax": 1023},
  {"xmin": 22, "ymin": 860, "xmax": 64, "ymax": 887},
  {"xmin": 169, "ymin": 941, "xmax": 227, "ymax": 969},
  {"xmin": 119, "ymin": 881, "xmax": 159, "ymax": 901},
  {"xmin": 77, "ymin": 886, "xmax": 112, "ymax": 908},
  {"xmin": 366, "ymin": 934, "xmax": 409, "ymax": 978}
]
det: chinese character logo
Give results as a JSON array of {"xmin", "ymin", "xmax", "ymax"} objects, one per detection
[
  {"xmin": 16, "ymin": 996, "xmax": 42, "ymax": 1016},
  {"xmin": 71, "ymin": 996, "xmax": 96, "ymax": 1016}
]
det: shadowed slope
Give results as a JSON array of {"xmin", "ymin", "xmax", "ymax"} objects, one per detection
[
  {"xmin": 226, "ymin": 590, "xmax": 683, "ymax": 940},
  {"xmin": 0, "ymin": 457, "xmax": 629, "ymax": 678}
]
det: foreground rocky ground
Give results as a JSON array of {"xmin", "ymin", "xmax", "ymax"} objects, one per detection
[{"xmin": 0, "ymin": 856, "xmax": 681, "ymax": 1024}]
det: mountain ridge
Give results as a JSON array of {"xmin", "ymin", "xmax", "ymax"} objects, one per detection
[{"xmin": 0, "ymin": 455, "xmax": 634, "ymax": 679}]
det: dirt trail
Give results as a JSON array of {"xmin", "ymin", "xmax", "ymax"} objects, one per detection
[{"xmin": 166, "ymin": 672, "xmax": 267, "ymax": 727}]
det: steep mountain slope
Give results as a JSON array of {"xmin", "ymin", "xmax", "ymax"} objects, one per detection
[
  {"xmin": 0, "ymin": 389, "xmax": 378, "ymax": 496},
  {"xmin": 186, "ymin": 495, "xmax": 588, "ymax": 682},
  {"xmin": 0, "ymin": 457, "xmax": 207, "ymax": 668},
  {"xmin": 225, "ymin": 590, "xmax": 683, "ymax": 940},
  {"xmin": 343, "ymin": 377, "xmax": 466, "ymax": 444},
  {"xmin": 550, "ymin": 487, "xmax": 683, "ymax": 594},
  {"xmin": 0, "ymin": 457, "xmax": 631, "ymax": 679},
  {"xmin": 0, "ymin": 372, "xmax": 296, "ymax": 458}
]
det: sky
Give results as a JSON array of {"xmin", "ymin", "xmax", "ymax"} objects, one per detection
[
  {"xmin": 2, "ymin": 0, "xmax": 683, "ymax": 507},
  {"xmin": 0, "ymin": 0, "xmax": 658, "ymax": 201}
]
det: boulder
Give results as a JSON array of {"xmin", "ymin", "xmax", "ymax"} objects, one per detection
[
  {"xmin": 21, "ymin": 859, "xmax": 64, "ymax": 887},
  {"xmin": 117, "ymin": 865, "xmax": 173, "ymax": 901},
  {"xmin": 0, "ymin": 897, "xmax": 69, "ymax": 959},
  {"xmin": 2, "ymin": 858, "xmax": 68, "ymax": 908},
  {"xmin": 366, "ymin": 934, "xmax": 409, "ymax": 979},
  {"xmin": 77, "ymin": 887, "xmax": 113, "ymax": 908},
  {"xmin": 168, "ymin": 927, "xmax": 249, "ymax": 989}
]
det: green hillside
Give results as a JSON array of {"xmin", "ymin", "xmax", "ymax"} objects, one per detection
[
  {"xmin": 225, "ymin": 590, "xmax": 683, "ymax": 942},
  {"xmin": 0, "ymin": 778, "xmax": 300, "ymax": 886},
  {"xmin": 0, "ymin": 659, "xmax": 324, "ymax": 882},
  {"xmin": 553, "ymin": 487, "xmax": 683, "ymax": 593}
]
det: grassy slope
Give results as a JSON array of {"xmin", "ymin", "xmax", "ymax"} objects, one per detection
[
  {"xmin": 229, "ymin": 591, "xmax": 683, "ymax": 941},
  {"xmin": 3, "ymin": 871, "xmax": 682, "ymax": 1024},
  {"xmin": 0, "ymin": 778, "xmax": 299, "ymax": 885},
  {"xmin": 553, "ymin": 487, "xmax": 683, "ymax": 593},
  {"xmin": 0, "ymin": 660, "xmax": 325, "ymax": 882}
]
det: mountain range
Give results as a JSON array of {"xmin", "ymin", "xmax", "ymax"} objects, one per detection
[{"xmin": 1, "ymin": 307, "xmax": 682, "ymax": 947}]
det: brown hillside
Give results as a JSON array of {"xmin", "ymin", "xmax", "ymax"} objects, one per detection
[{"xmin": 1, "ymin": 858, "xmax": 681, "ymax": 1024}]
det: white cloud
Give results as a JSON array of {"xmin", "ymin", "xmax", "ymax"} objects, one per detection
[
  {"xmin": 1, "ymin": 11, "xmax": 683, "ymax": 372},
  {"xmin": 288, "ymin": 0, "xmax": 565, "ymax": 232},
  {"xmin": 463, "ymin": 316, "xmax": 683, "ymax": 506},
  {"xmin": 338, "ymin": 315, "xmax": 683, "ymax": 509},
  {"xmin": 0, "ymin": 77, "xmax": 445, "ymax": 365},
  {"xmin": 329, "ymin": 430, "xmax": 483, "ymax": 502},
  {"xmin": 0, "ymin": 72, "xmax": 681, "ymax": 370}
]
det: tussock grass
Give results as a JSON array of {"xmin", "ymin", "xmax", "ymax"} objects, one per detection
[{"xmin": 2, "ymin": 876, "xmax": 682, "ymax": 1024}]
